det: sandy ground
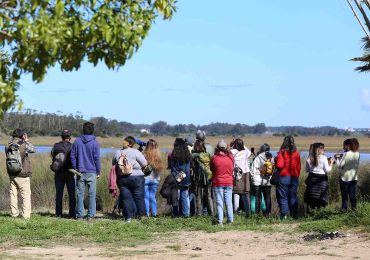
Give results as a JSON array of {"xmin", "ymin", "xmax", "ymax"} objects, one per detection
[{"xmin": 2, "ymin": 230, "xmax": 370, "ymax": 259}]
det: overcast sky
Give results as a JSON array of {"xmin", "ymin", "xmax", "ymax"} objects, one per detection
[{"xmin": 17, "ymin": 0, "xmax": 370, "ymax": 128}]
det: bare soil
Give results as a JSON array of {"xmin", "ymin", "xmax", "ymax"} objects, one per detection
[{"xmin": 2, "ymin": 230, "xmax": 370, "ymax": 259}]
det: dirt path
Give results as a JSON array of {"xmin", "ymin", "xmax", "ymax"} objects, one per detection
[{"xmin": 2, "ymin": 230, "xmax": 370, "ymax": 259}]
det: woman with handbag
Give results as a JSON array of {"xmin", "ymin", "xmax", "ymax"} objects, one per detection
[
  {"xmin": 276, "ymin": 136, "xmax": 301, "ymax": 219},
  {"xmin": 168, "ymin": 138, "xmax": 192, "ymax": 217},
  {"xmin": 231, "ymin": 138, "xmax": 251, "ymax": 217},
  {"xmin": 143, "ymin": 139, "xmax": 163, "ymax": 217}
]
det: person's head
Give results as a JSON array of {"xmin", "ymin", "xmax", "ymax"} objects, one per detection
[
  {"xmin": 61, "ymin": 129, "xmax": 71, "ymax": 141},
  {"xmin": 215, "ymin": 139, "xmax": 228, "ymax": 154},
  {"xmin": 280, "ymin": 135, "xmax": 297, "ymax": 153},
  {"xmin": 259, "ymin": 143, "xmax": 270, "ymax": 154},
  {"xmin": 144, "ymin": 139, "xmax": 163, "ymax": 173},
  {"xmin": 172, "ymin": 138, "xmax": 192, "ymax": 164},
  {"xmin": 349, "ymin": 138, "xmax": 359, "ymax": 152},
  {"xmin": 232, "ymin": 138, "xmax": 245, "ymax": 151},
  {"xmin": 196, "ymin": 130, "xmax": 206, "ymax": 141},
  {"xmin": 265, "ymin": 151, "xmax": 273, "ymax": 161},
  {"xmin": 124, "ymin": 136, "xmax": 136, "ymax": 148},
  {"xmin": 11, "ymin": 128, "xmax": 25, "ymax": 139},
  {"xmin": 310, "ymin": 142, "xmax": 325, "ymax": 166},
  {"xmin": 343, "ymin": 139, "xmax": 351, "ymax": 152},
  {"xmin": 185, "ymin": 136, "xmax": 194, "ymax": 147},
  {"xmin": 193, "ymin": 139, "xmax": 206, "ymax": 153},
  {"xmin": 82, "ymin": 122, "xmax": 94, "ymax": 135}
]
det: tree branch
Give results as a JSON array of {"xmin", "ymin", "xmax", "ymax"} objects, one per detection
[{"xmin": 0, "ymin": 30, "xmax": 13, "ymax": 39}]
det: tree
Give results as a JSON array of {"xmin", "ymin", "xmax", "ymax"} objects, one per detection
[
  {"xmin": 150, "ymin": 120, "xmax": 167, "ymax": 135},
  {"xmin": 0, "ymin": 0, "xmax": 176, "ymax": 116}
]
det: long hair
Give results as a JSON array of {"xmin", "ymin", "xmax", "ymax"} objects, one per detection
[
  {"xmin": 350, "ymin": 138, "xmax": 359, "ymax": 152},
  {"xmin": 310, "ymin": 142, "xmax": 324, "ymax": 167},
  {"xmin": 144, "ymin": 139, "xmax": 163, "ymax": 173},
  {"xmin": 232, "ymin": 138, "xmax": 245, "ymax": 151},
  {"xmin": 172, "ymin": 138, "xmax": 192, "ymax": 164},
  {"xmin": 280, "ymin": 135, "xmax": 297, "ymax": 154},
  {"xmin": 193, "ymin": 139, "xmax": 206, "ymax": 153}
]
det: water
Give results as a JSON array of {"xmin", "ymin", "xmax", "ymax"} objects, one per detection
[{"xmin": 1, "ymin": 145, "xmax": 369, "ymax": 162}]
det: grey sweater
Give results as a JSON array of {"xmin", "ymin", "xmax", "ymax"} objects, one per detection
[{"xmin": 112, "ymin": 148, "xmax": 147, "ymax": 176}]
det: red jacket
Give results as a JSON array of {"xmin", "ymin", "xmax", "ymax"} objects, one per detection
[
  {"xmin": 211, "ymin": 152, "xmax": 234, "ymax": 187},
  {"xmin": 276, "ymin": 149, "xmax": 301, "ymax": 178}
]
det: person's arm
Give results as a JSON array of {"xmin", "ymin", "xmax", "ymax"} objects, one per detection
[
  {"xmin": 136, "ymin": 150, "xmax": 148, "ymax": 167},
  {"xmin": 25, "ymin": 142, "xmax": 36, "ymax": 153},
  {"xmin": 322, "ymin": 156, "xmax": 332, "ymax": 173},
  {"xmin": 276, "ymin": 151, "xmax": 284, "ymax": 169},
  {"xmin": 70, "ymin": 142, "xmax": 77, "ymax": 170},
  {"xmin": 94, "ymin": 142, "xmax": 101, "ymax": 176},
  {"xmin": 250, "ymin": 156, "xmax": 262, "ymax": 179},
  {"xmin": 305, "ymin": 158, "xmax": 310, "ymax": 173},
  {"xmin": 337, "ymin": 152, "xmax": 347, "ymax": 169}
]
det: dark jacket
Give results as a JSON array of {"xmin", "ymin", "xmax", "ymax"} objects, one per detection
[
  {"xmin": 70, "ymin": 135, "xmax": 101, "ymax": 175},
  {"xmin": 168, "ymin": 154, "xmax": 191, "ymax": 187},
  {"xmin": 160, "ymin": 174, "xmax": 179, "ymax": 206},
  {"xmin": 5, "ymin": 137, "xmax": 35, "ymax": 177},
  {"xmin": 304, "ymin": 173, "xmax": 329, "ymax": 207},
  {"xmin": 51, "ymin": 140, "xmax": 73, "ymax": 174}
]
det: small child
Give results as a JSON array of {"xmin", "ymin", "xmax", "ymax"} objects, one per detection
[{"xmin": 261, "ymin": 152, "xmax": 273, "ymax": 176}]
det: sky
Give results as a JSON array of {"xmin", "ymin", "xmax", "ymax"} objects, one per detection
[{"xmin": 16, "ymin": 0, "xmax": 370, "ymax": 128}]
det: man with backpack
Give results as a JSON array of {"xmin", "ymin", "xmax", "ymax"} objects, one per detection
[
  {"xmin": 70, "ymin": 122, "xmax": 101, "ymax": 221},
  {"xmin": 50, "ymin": 129, "xmax": 75, "ymax": 218},
  {"xmin": 5, "ymin": 128, "xmax": 35, "ymax": 219}
]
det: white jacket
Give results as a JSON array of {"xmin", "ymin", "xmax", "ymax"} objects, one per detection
[
  {"xmin": 251, "ymin": 152, "xmax": 272, "ymax": 186},
  {"xmin": 231, "ymin": 148, "xmax": 251, "ymax": 173}
]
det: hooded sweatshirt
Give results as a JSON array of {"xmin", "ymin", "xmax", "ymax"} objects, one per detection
[{"xmin": 70, "ymin": 135, "xmax": 101, "ymax": 175}]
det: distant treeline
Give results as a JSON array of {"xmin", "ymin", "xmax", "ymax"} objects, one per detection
[{"xmin": 0, "ymin": 110, "xmax": 351, "ymax": 137}]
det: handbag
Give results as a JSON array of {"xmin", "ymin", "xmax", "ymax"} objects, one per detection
[{"xmin": 270, "ymin": 167, "xmax": 280, "ymax": 185}]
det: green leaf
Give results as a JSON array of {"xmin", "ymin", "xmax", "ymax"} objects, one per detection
[{"xmin": 55, "ymin": 1, "xmax": 65, "ymax": 17}]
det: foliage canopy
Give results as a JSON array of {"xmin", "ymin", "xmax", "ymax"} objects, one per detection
[{"xmin": 0, "ymin": 0, "xmax": 176, "ymax": 116}]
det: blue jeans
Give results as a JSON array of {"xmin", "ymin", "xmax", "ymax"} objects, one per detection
[
  {"xmin": 55, "ymin": 173, "xmax": 76, "ymax": 218},
  {"xmin": 173, "ymin": 187, "xmax": 190, "ymax": 217},
  {"xmin": 277, "ymin": 176, "xmax": 299, "ymax": 219},
  {"xmin": 76, "ymin": 173, "xmax": 97, "ymax": 219},
  {"xmin": 213, "ymin": 186, "xmax": 233, "ymax": 224},
  {"xmin": 118, "ymin": 175, "xmax": 146, "ymax": 220},
  {"xmin": 144, "ymin": 179, "xmax": 159, "ymax": 216},
  {"xmin": 339, "ymin": 180, "xmax": 357, "ymax": 210}
]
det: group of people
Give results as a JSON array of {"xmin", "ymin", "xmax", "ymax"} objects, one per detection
[{"xmin": 4, "ymin": 124, "xmax": 361, "ymax": 225}]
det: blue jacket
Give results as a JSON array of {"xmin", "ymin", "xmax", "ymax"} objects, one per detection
[{"xmin": 71, "ymin": 135, "xmax": 101, "ymax": 175}]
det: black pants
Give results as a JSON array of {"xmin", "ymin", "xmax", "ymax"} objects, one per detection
[
  {"xmin": 118, "ymin": 175, "xmax": 146, "ymax": 219},
  {"xmin": 340, "ymin": 180, "xmax": 357, "ymax": 210},
  {"xmin": 55, "ymin": 173, "xmax": 76, "ymax": 218},
  {"xmin": 254, "ymin": 185, "xmax": 271, "ymax": 216}
]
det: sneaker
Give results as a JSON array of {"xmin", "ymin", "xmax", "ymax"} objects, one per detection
[
  {"xmin": 217, "ymin": 223, "xmax": 224, "ymax": 227},
  {"xmin": 125, "ymin": 218, "xmax": 132, "ymax": 223},
  {"xmin": 87, "ymin": 217, "xmax": 93, "ymax": 223}
]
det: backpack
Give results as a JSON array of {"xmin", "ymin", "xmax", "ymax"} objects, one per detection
[
  {"xmin": 261, "ymin": 159, "xmax": 274, "ymax": 176},
  {"xmin": 194, "ymin": 152, "xmax": 212, "ymax": 186},
  {"xmin": 6, "ymin": 142, "xmax": 23, "ymax": 176},
  {"xmin": 116, "ymin": 152, "xmax": 133, "ymax": 176},
  {"xmin": 50, "ymin": 143, "xmax": 72, "ymax": 173}
]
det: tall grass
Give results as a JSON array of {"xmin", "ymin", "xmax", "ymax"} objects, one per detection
[{"xmin": 0, "ymin": 153, "xmax": 370, "ymax": 216}]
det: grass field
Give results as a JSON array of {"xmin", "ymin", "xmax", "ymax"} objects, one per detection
[{"xmin": 1, "ymin": 135, "xmax": 370, "ymax": 151}]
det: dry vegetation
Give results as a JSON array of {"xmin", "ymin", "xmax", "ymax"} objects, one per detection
[{"xmin": 1, "ymin": 135, "xmax": 370, "ymax": 151}]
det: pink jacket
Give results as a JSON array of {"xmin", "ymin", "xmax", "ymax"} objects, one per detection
[{"xmin": 108, "ymin": 165, "xmax": 118, "ymax": 197}]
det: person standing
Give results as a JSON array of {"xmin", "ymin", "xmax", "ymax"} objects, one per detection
[
  {"xmin": 231, "ymin": 138, "xmax": 251, "ymax": 217},
  {"xmin": 338, "ymin": 138, "xmax": 360, "ymax": 210},
  {"xmin": 113, "ymin": 136, "xmax": 148, "ymax": 221},
  {"xmin": 70, "ymin": 122, "xmax": 101, "ymax": 221},
  {"xmin": 250, "ymin": 143, "xmax": 273, "ymax": 216},
  {"xmin": 168, "ymin": 138, "xmax": 192, "ymax": 217},
  {"xmin": 51, "ymin": 129, "xmax": 75, "ymax": 218},
  {"xmin": 211, "ymin": 140, "xmax": 234, "ymax": 226},
  {"xmin": 143, "ymin": 139, "xmax": 163, "ymax": 217},
  {"xmin": 5, "ymin": 128, "xmax": 35, "ymax": 219},
  {"xmin": 276, "ymin": 136, "xmax": 301, "ymax": 219},
  {"xmin": 304, "ymin": 142, "xmax": 333, "ymax": 212}
]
